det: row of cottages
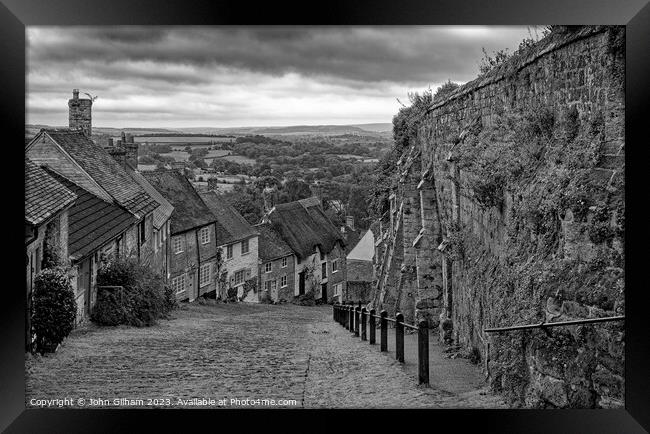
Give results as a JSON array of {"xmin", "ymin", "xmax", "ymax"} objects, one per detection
[
  {"xmin": 262, "ymin": 197, "xmax": 347, "ymax": 303},
  {"xmin": 141, "ymin": 171, "xmax": 261, "ymax": 302},
  {"xmin": 25, "ymin": 129, "xmax": 170, "ymax": 323}
]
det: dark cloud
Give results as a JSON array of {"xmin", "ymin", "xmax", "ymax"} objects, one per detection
[{"xmin": 26, "ymin": 26, "xmax": 534, "ymax": 127}]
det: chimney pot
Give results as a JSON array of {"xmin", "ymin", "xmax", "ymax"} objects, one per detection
[{"xmin": 72, "ymin": 89, "xmax": 79, "ymax": 99}]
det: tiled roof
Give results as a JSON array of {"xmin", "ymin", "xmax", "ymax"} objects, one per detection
[
  {"xmin": 44, "ymin": 167, "xmax": 137, "ymax": 262},
  {"xmin": 25, "ymin": 158, "xmax": 77, "ymax": 226},
  {"xmin": 254, "ymin": 223, "xmax": 293, "ymax": 261},
  {"xmin": 268, "ymin": 200, "xmax": 344, "ymax": 260},
  {"xmin": 199, "ymin": 191, "xmax": 259, "ymax": 245},
  {"xmin": 127, "ymin": 167, "xmax": 174, "ymax": 230},
  {"xmin": 41, "ymin": 129, "xmax": 158, "ymax": 219},
  {"xmin": 142, "ymin": 170, "xmax": 217, "ymax": 234}
]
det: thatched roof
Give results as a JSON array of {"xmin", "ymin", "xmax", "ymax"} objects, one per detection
[{"xmin": 268, "ymin": 199, "xmax": 344, "ymax": 260}]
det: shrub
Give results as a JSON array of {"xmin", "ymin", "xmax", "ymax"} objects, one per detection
[
  {"xmin": 31, "ymin": 267, "xmax": 77, "ymax": 354},
  {"xmin": 91, "ymin": 257, "xmax": 173, "ymax": 327},
  {"xmin": 292, "ymin": 291, "xmax": 315, "ymax": 306}
]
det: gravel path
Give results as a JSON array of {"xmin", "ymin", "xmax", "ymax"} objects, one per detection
[{"xmin": 25, "ymin": 303, "xmax": 505, "ymax": 409}]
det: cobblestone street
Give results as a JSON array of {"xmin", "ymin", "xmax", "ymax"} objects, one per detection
[{"xmin": 26, "ymin": 303, "xmax": 505, "ymax": 409}]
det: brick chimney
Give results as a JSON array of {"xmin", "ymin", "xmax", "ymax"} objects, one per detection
[{"xmin": 68, "ymin": 88, "xmax": 92, "ymax": 136}]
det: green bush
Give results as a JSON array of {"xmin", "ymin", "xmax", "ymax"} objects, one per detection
[
  {"xmin": 91, "ymin": 257, "xmax": 174, "ymax": 327},
  {"xmin": 31, "ymin": 267, "xmax": 77, "ymax": 354}
]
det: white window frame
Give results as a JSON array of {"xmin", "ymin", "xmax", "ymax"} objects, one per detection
[
  {"xmin": 281, "ymin": 257, "xmax": 287, "ymax": 268},
  {"xmin": 173, "ymin": 236, "xmax": 183, "ymax": 254},
  {"xmin": 264, "ymin": 280, "xmax": 272, "ymax": 291},
  {"xmin": 332, "ymin": 259, "xmax": 339, "ymax": 273},
  {"xmin": 241, "ymin": 239, "xmax": 249, "ymax": 255},
  {"xmin": 281, "ymin": 275, "xmax": 287, "ymax": 288},
  {"xmin": 226, "ymin": 244, "xmax": 233, "ymax": 260},
  {"xmin": 265, "ymin": 262, "xmax": 272, "ymax": 273},
  {"xmin": 199, "ymin": 263, "xmax": 211, "ymax": 287},
  {"xmin": 200, "ymin": 226, "xmax": 210, "ymax": 245},
  {"xmin": 172, "ymin": 274, "xmax": 185, "ymax": 294}
]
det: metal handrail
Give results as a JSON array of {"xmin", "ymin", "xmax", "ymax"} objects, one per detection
[{"xmin": 483, "ymin": 315, "xmax": 624, "ymax": 333}]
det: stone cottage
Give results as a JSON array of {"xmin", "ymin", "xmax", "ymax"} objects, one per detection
[
  {"xmin": 26, "ymin": 129, "xmax": 159, "ymax": 320},
  {"xmin": 263, "ymin": 197, "xmax": 346, "ymax": 302},
  {"xmin": 142, "ymin": 170, "xmax": 220, "ymax": 302},
  {"xmin": 344, "ymin": 225, "xmax": 377, "ymax": 304},
  {"xmin": 254, "ymin": 223, "xmax": 296, "ymax": 303},
  {"xmin": 199, "ymin": 191, "xmax": 260, "ymax": 302}
]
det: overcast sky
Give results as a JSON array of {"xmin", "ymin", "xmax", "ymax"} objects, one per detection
[{"xmin": 26, "ymin": 26, "xmax": 536, "ymax": 128}]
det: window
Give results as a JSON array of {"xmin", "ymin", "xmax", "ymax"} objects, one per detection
[
  {"xmin": 281, "ymin": 275, "xmax": 287, "ymax": 288},
  {"xmin": 334, "ymin": 283, "xmax": 342, "ymax": 296},
  {"xmin": 321, "ymin": 262, "xmax": 327, "ymax": 279},
  {"xmin": 199, "ymin": 263, "xmax": 211, "ymax": 287},
  {"xmin": 241, "ymin": 239, "xmax": 249, "ymax": 255},
  {"xmin": 332, "ymin": 259, "xmax": 339, "ymax": 273},
  {"xmin": 226, "ymin": 244, "xmax": 233, "ymax": 259},
  {"xmin": 271, "ymin": 280, "xmax": 277, "ymax": 291},
  {"xmin": 200, "ymin": 227, "xmax": 210, "ymax": 244},
  {"xmin": 139, "ymin": 219, "xmax": 146, "ymax": 245},
  {"xmin": 281, "ymin": 257, "xmax": 287, "ymax": 268},
  {"xmin": 265, "ymin": 262, "xmax": 272, "ymax": 273},
  {"xmin": 264, "ymin": 280, "xmax": 272, "ymax": 291},
  {"xmin": 172, "ymin": 274, "xmax": 185, "ymax": 294},
  {"xmin": 173, "ymin": 236, "xmax": 183, "ymax": 254},
  {"xmin": 234, "ymin": 270, "xmax": 245, "ymax": 286}
]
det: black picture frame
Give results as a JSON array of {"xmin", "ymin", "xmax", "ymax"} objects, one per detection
[{"xmin": 2, "ymin": 0, "xmax": 648, "ymax": 432}]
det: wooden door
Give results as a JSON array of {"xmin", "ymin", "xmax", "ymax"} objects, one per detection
[{"xmin": 298, "ymin": 271, "xmax": 305, "ymax": 295}]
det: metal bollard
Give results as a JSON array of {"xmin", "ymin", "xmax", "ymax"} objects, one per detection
[
  {"xmin": 354, "ymin": 306, "xmax": 360, "ymax": 337},
  {"xmin": 380, "ymin": 310, "xmax": 388, "ymax": 352},
  {"xmin": 361, "ymin": 308, "xmax": 367, "ymax": 341},
  {"xmin": 395, "ymin": 312, "xmax": 404, "ymax": 363},
  {"xmin": 418, "ymin": 320, "xmax": 429, "ymax": 386},
  {"xmin": 369, "ymin": 309, "xmax": 376, "ymax": 344}
]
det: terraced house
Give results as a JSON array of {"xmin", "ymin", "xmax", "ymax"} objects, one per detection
[
  {"xmin": 26, "ymin": 128, "xmax": 160, "ymax": 320},
  {"xmin": 263, "ymin": 197, "xmax": 346, "ymax": 302},
  {"xmin": 25, "ymin": 157, "xmax": 77, "ymax": 349},
  {"xmin": 142, "ymin": 170, "xmax": 220, "ymax": 302},
  {"xmin": 199, "ymin": 191, "xmax": 259, "ymax": 302},
  {"xmin": 254, "ymin": 222, "xmax": 296, "ymax": 303}
]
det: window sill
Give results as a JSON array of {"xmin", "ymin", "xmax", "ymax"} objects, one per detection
[{"xmin": 241, "ymin": 252, "xmax": 250, "ymax": 256}]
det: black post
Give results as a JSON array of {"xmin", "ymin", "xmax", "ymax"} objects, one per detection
[
  {"xmin": 395, "ymin": 312, "xmax": 404, "ymax": 363},
  {"xmin": 349, "ymin": 305, "xmax": 354, "ymax": 332},
  {"xmin": 354, "ymin": 306, "xmax": 360, "ymax": 337},
  {"xmin": 380, "ymin": 310, "xmax": 387, "ymax": 352},
  {"xmin": 333, "ymin": 303, "xmax": 336, "ymax": 322},
  {"xmin": 361, "ymin": 308, "xmax": 367, "ymax": 341},
  {"xmin": 369, "ymin": 309, "xmax": 376, "ymax": 344},
  {"xmin": 418, "ymin": 320, "xmax": 429, "ymax": 386}
]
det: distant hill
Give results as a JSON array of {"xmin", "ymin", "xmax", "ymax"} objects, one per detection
[{"xmin": 26, "ymin": 123, "xmax": 393, "ymax": 138}]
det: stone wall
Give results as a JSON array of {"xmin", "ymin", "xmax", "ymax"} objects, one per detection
[{"xmin": 382, "ymin": 26, "xmax": 625, "ymax": 408}]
